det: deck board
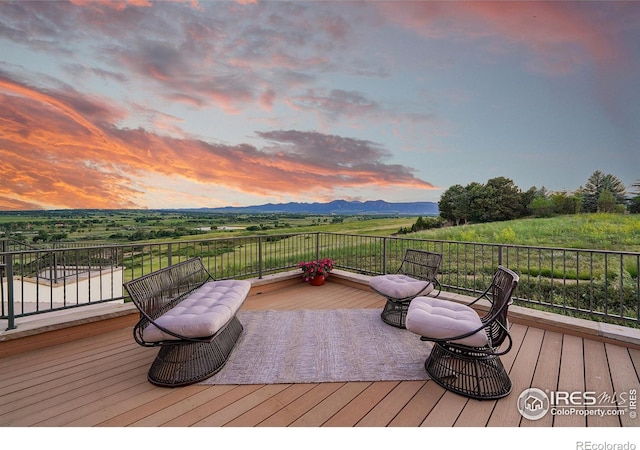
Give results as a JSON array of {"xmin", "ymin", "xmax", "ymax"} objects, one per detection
[
  {"xmin": 630, "ymin": 347, "xmax": 640, "ymax": 376},
  {"xmin": 451, "ymin": 323, "xmax": 529, "ymax": 427},
  {"xmin": 322, "ymin": 381, "xmax": 399, "ymax": 427},
  {"xmin": 1, "ymin": 279, "xmax": 638, "ymax": 428},
  {"xmin": 257, "ymin": 383, "xmax": 344, "ymax": 427},
  {"xmin": 521, "ymin": 330, "xmax": 563, "ymax": 428},
  {"xmin": 420, "ymin": 389, "xmax": 469, "ymax": 427},
  {"xmin": 289, "ymin": 381, "xmax": 371, "ymax": 426},
  {"xmin": 605, "ymin": 344, "xmax": 639, "ymax": 427},
  {"xmin": 161, "ymin": 385, "xmax": 262, "ymax": 427},
  {"xmin": 224, "ymin": 383, "xmax": 317, "ymax": 426},
  {"xmin": 555, "ymin": 334, "xmax": 587, "ymax": 427},
  {"xmin": 355, "ymin": 380, "xmax": 424, "ymax": 426},
  {"xmin": 487, "ymin": 326, "xmax": 545, "ymax": 427},
  {"xmin": 194, "ymin": 384, "xmax": 292, "ymax": 427},
  {"xmin": 584, "ymin": 339, "xmax": 621, "ymax": 427},
  {"xmin": 390, "ymin": 382, "xmax": 444, "ymax": 427}
]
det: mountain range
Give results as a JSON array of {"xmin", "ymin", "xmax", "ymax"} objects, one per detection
[{"xmin": 199, "ymin": 200, "xmax": 439, "ymax": 215}]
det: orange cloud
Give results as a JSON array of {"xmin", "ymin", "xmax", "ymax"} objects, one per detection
[
  {"xmin": 0, "ymin": 72, "xmax": 436, "ymax": 210},
  {"xmin": 378, "ymin": 1, "xmax": 626, "ymax": 75}
]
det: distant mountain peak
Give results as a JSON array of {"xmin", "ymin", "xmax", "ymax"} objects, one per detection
[{"xmin": 201, "ymin": 200, "xmax": 438, "ymax": 215}]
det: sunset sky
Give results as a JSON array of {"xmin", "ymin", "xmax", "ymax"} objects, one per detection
[{"xmin": 1, "ymin": 0, "xmax": 639, "ymax": 210}]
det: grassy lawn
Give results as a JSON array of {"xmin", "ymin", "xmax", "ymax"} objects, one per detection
[{"xmin": 411, "ymin": 213, "xmax": 640, "ymax": 252}]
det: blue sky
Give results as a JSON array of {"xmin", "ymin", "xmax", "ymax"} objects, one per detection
[{"xmin": 0, "ymin": 0, "xmax": 638, "ymax": 210}]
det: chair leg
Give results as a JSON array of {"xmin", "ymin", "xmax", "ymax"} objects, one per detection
[
  {"xmin": 147, "ymin": 315, "xmax": 243, "ymax": 387},
  {"xmin": 380, "ymin": 299, "xmax": 410, "ymax": 328},
  {"xmin": 424, "ymin": 342, "xmax": 512, "ymax": 400}
]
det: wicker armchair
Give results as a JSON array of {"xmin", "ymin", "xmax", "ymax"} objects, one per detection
[
  {"xmin": 369, "ymin": 249, "xmax": 442, "ymax": 328},
  {"xmin": 406, "ymin": 266, "xmax": 519, "ymax": 400}
]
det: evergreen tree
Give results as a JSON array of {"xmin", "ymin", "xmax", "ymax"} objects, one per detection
[
  {"xmin": 597, "ymin": 189, "xmax": 616, "ymax": 213},
  {"xmin": 484, "ymin": 177, "xmax": 525, "ymax": 221},
  {"xmin": 628, "ymin": 178, "xmax": 640, "ymax": 213},
  {"xmin": 581, "ymin": 171, "xmax": 626, "ymax": 213},
  {"xmin": 551, "ymin": 192, "xmax": 581, "ymax": 215},
  {"xmin": 629, "ymin": 196, "xmax": 640, "ymax": 214}
]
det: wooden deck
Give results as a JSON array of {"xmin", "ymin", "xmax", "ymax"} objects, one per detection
[{"xmin": 1, "ymin": 279, "xmax": 639, "ymax": 428}]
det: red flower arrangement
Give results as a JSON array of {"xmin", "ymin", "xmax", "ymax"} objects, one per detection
[{"xmin": 298, "ymin": 258, "xmax": 334, "ymax": 282}]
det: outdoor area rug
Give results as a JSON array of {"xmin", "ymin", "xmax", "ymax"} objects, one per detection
[{"xmin": 200, "ymin": 309, "xmax": 431, "ymax": 385}]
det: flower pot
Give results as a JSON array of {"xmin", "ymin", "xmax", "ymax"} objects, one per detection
[{"xmin": 310, "ymin": 275, "xmax": 325, "ymax": 286}]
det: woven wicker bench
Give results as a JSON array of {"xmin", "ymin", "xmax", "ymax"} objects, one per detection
[{"xmin": 123, "ymin": 257, "xmax": 250, "ymax": 387}]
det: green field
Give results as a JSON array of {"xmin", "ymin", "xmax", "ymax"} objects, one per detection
[
  {"xmin": 411, "ymin": 213, "xmax": 640, "ymax": 252},
  {"xmin": 0, "ymin": 210, "xmax": 418, "ymax": 244}
]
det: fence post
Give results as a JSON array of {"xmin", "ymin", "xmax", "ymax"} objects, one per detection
[
  {"xmin": 497, "ymin": 245, "xmax": 503, "ymax": 266},
  {"xmin": 382, "ymin": 237, "xmax": 387, "ymax": 274},
  {"xmin": 258, "ymin": 236, "xmax": 263, "ymax": 279},
  {"xmin": 6, "ymin": 253, "xmax": 16, "ymax": 330},
  {"xmin": 315, "ymin": 232, "xmax": 320, "ymax": 261},
  {"xmin": 52, "ymin": 251, "xmax": 58, "ymax": 283},
  {"xmin": 167, "ymin": 243, "xmax": 172, "ymax": 267}
]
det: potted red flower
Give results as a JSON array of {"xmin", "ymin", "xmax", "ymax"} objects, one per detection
[{"xmin": 298, "ymin": 258, "xmax": 334, "ymax": 285}]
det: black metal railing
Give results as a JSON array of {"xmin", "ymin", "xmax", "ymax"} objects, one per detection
[{"xmin": 2, "ymin": 233, "xmax": 639, "ymax": 330}]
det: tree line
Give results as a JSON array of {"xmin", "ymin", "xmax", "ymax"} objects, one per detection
[{"xmin": 437, "ymin": 171, "xmax": 639, "ymax": 226}]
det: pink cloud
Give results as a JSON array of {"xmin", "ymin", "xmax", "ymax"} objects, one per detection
[
  {"xmin": 259, "ymin": 89, "xmax": 276, "ymax": 111},
  {"xmin": 377, "ymin": 1, "xmax": 631, "ymax": 75}
]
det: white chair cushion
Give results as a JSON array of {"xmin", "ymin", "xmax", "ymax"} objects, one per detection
[
  {"xmin": 143, "ymin": 279, "xmax": 251, "ymax": 342},
  {"xmin": 405, "ymin": 296, "xmax": 488, "ymax": 347},
  {"xmin": 370, "ymin": 274, "xmax": 434, "ymax": 300}
]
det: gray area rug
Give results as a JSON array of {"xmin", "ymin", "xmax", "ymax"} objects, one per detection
[{"xmin": 200, "ymin": 309, "xmax": 432, "ymax": 385}]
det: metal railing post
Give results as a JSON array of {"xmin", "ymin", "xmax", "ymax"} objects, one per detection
[
  {"xmin": 258, "ymin": 236, "xmax": 263, "ymax": 279},
  {"xmin": 315, "ymin": 232, "xmax": 320, "ymax": 261},
  {"xmin": 167, "ymin": 243, "xmax": 172, "ymax": 267},
  {"xmin": 52, "ymin": 251, "xmax": 58, "ymax": 283},
  {"xmin": 6, "ymin": 253, "xmax": 16, "ymax": 330},
  {"xmin": 382, "ymin": 237, "xmax": 387, "ymax": 274}
]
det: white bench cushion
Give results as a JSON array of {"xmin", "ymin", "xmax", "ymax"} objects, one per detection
[
  {"xmin": 370, "ymin": 274, "xmax": 434, "ymax": 300},
  {"xmin": 143, "ymin": 279, "xmax": 251, "ymax": 342},
  {"xmin": 405, "ymin": 296, "xmax": 488, "ymax": 347}
]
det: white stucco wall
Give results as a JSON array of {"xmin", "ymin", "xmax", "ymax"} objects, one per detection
[{"xmin": 2, "ymin": 267, "xmax": 124, "ymax": 314}]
